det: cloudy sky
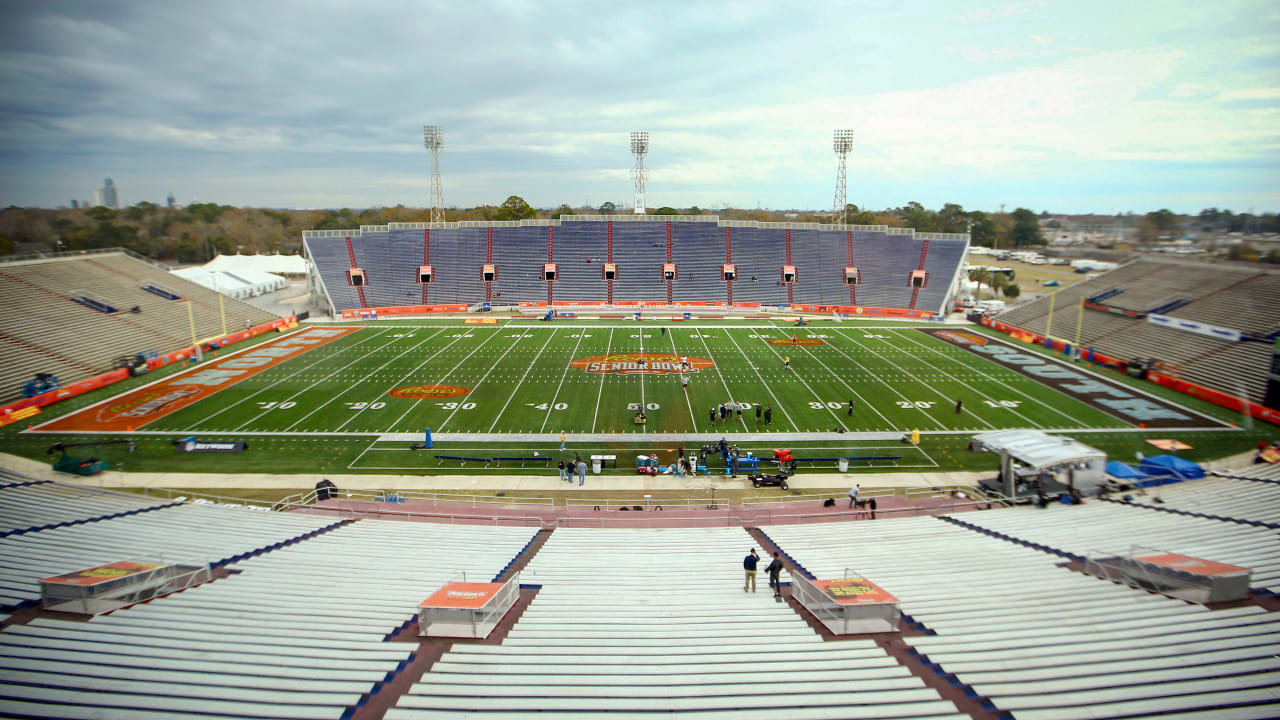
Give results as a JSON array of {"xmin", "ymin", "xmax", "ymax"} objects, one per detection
[{"xmin": 1, "ymin": 0, "xmax": 1276, "ymax": 214}]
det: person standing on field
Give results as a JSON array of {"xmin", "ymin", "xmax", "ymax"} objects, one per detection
[
  {"xmin": 764, "ymin": 405, "xmax": 773, "ymax": 425},
  {"xmin": 848, "ymin": 398, "xmax": 855, "ymax": 416},
  {"xmin": 755, "ymin": 403, "xmax": 762, "ymax": 423},
  {"xmin": 954, "ymin": 398, "xmax": 964, "ymax": 415}
]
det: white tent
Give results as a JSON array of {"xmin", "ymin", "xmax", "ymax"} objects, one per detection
[
  {"xmin": 971, "ymin": 429, "xmax": 1107, "ymax": 497},
  {"xmin": 203, "ymin": 253, "xmax": 307, "ymax": 277},
  {"xmin": 171, "ymin": 267, "xmax": 285, "ymax": 299}
]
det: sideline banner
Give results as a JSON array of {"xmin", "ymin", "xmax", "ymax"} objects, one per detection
[
  {"xmin": 340, "ymin": 304, "xmax": 465, "ymax": 319},
  {"xmin": 37, "ymin": 326, "xmax": 358, "ymax": 433},
  {"xmin": 920, "ymin": 328, "xmax": 1220, "ymax": 429}
]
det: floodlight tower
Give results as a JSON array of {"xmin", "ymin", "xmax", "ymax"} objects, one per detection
[
  {"xmin": 423, "ymin": 125, "xmax": 445, "ymax": 224},
  {"xmin": 630, "ymin": 131, "xmax": 650, "ymax": 215},
  {"xmin": 832, "ymin": 129, "xmax": 854, "ymax": 225}
]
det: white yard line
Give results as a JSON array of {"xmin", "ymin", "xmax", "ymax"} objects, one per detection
[
  {"xmin": 222, "ymin": 327, "xmax": 399, "ymax": 427},
  {"xmin": 189, "ymin": 327, "xmax": 394, "ymax": 427},
  {"xmin": 539, "ymin": 328, "xmax": 589, "ymax": 434},
  {"xmin": 692, "ymin": 330, "xmax": 748, "ymax": 431},
  {"xmin": 436, "ymin": 327, "xmax": 530, "ymax": 431},
  {"xmin": 836, "ymin": 329, "xmax": 1020, "ymax": 429},
  {"xmin": 894, "ymin": 329, "xmax": 1086, "ymax": 427},
  {"xmin": 812, "ymin": 330, "xmax": 947, "ymax": 429},
  {"xmin": 756, "ymin": 329, "xmax": 850, "ymax": 432},
  {"xmin": 590, "ymin": 328, "xmax": 614, "ymax": 432},
  {"xmin": 487, "ymin": 328, "xmax": 559, "ymax": 433},
  {"xmin": 282, "ymin": 328, "xmax": 450, "ymax": 432},
  {"xmin": 773, "ymin": 329, "xmax": 898, "ymax": 430},
  {"xmin": 372, "ymin": 327, "xmax": 506, "ymax": 433},
  {"xmin": 666, "ymin": 328, "xmax": 698, "ymax": 432}
]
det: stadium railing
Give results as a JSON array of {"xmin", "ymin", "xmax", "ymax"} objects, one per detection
[{"xmin": 272, "ymin": 487, "xmax": 554, "ymax": 512}]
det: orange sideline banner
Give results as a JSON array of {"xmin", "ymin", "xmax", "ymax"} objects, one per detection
[
  {"xmin": 37, "ymin": 326, "xmax": 359, "ymax": 433},
  {"xmin": 1, "ymin": 316, "xmax": 299, "ymax": 423},
  {"xmin": 979, "ymin": 317, "xmax": 1280, "ymax": 426},
  {"xmin": 791, "ymin": 304, "xmax": 933, "ymax": 319},
  {"xmin": 340, "ymin": 304, "xmax": 466, "ymax": 319}
]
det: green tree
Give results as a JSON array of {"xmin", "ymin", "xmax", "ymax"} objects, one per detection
[
  {"xmin": 968, "ymin": 211, "xmax": 997, "ymax": 246},
  {"xmin": 598, "ymin": 201, "xmax": 616, "ymax": 215},
  {"xmin": 551, "ymin": 204, "xmax": 574, "ymax": 220},
  {"xmin": 85, "ymin": 206, "xmax": 115, "ymax": 222},
  {"xmin": 0, "ymin": 232, "xmax": 13, "ymax": 255},
  {"xmin": 1010, "ymin": 208, "xmax": 1043, "ymax": 247},
  {"xmin": 899, "ymin": 201, "xmax": 934, "ymax": 232},
  {"xmin": 843, "ymin": 203, "xmax": 877, "ymax": 225},
  {"xmin": 494, "ymin": 195, "xmax": 535, "ymax": 221},
  {"xmin": 936, "ymin": 203, "xmax": 969, "ymax": 233},
  {"xmin": 968, "ymin": 268, "xmax": 992, "ymax": 300},
  {"xmin": 1003, "ymin": 283, "xmax": 1021, "ymax": 299},
  {"xmin": 1145, "ymin": 208, "xmax": 1180, "ymax": 237},
  {"xmin": 652, "ymin": 207, "xmax": 679, "ymax": 215},
  {"xmin": 686, "ymin": 205, "xmax": 701, "ymax": 215}
]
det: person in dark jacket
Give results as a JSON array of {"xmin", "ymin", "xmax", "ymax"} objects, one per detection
[
  {"xmin": 764, "ymin": 405, "xmax": 773, "ymax": 425},
  {"xmin": 766, "ymin": 551, "xmax": 785, "ymax": 599},
  {"xmin": 743, "ymin": 549, "xmax": 759, "ymax": 592},
  {"xmin": 558, "ymin": 460, "xmax": 567, "ymax": 482}
]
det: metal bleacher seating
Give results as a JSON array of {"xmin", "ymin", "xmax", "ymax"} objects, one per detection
[
  {"xmin": 995, "ymin": 258, "xmax": 1280, "ymax": 403},
  {"xmin": 849, "ymin": 232, "xmax": 920, "ymax": 310},
  {"xmin": 724, "ymin": 226, "xmax": 789, "ymax": 307},
  {"xmin": 760, "ymin": 512, "xmax": 1280, "ymax": 719},
  {"xmin": 951, "ymin": 501, "xmax": 1280, "ymax": 594},
  {"xmin": 0, "ymin": 251, "xmax": 279, "ymax": 402},
  {"xmin": 552, "ymin": 221, "xmax": 609, "ymax": 303},
  {"xmin": 389, "ymin": 526, "xmax": 960, "ymax": 718},
  {"xmin": 0, "ymin": 481, "xmax": 178, "ymax": 539},
  {"xmin": 491, "ymin": 226, "xmax": 549, "ymax": 304},
  {"xmin": 609, "ymin": 222, "xmax": 668, "ymax": 303},
  {"xmin": 1125, "ymin": 475, "xmax": 1280, "ymax": 527},
  {"xmin": 305, "ymin": 218, "xmax": 972, "ymax": 316},
  {"xmin": 0, "ymin": 503, "xmax": 338, "ymax": 609},
  {"xmin": 671, "ymin": 222, "xmax": 726, "ymax": 303}
]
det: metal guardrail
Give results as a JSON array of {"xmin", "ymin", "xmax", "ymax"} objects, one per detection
[{"xmin": 273, "ymin": 488, "xmax": 555, "ymax": 513}]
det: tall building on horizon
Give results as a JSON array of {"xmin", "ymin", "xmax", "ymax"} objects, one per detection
[
  {"xmin": 167, "ymin": 192, "xmax": 175, "ymax": 209},
  {"xmin": 70, "ymin": 200, "xmax": 79, "ymax": 209},
  {"xmin": 101, "ymin": 178, "xmax": 118, "ymax": 209}
]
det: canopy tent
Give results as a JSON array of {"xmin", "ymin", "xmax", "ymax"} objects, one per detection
[
  {"xmin": 171, "ymin": 267, "xmax": 285, "ymax": 299},
  {"xmin": 971, "ymin": 429, "xmax": 1107, "ymax": 498},
  {"xmin": 1139, "ymin": 454, "xmax": 1204, "ymax": 480},
  {"xmin": 202, "ymin": 253, "xmax": 307, "ymax": 277}
]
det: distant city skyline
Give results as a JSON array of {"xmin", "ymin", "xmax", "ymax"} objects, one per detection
[{"xmin": 1, "ymin": 1, "xmax": 1277, "ymax": 215}]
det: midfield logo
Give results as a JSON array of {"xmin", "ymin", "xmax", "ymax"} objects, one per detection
[
  {"xmin": 388, "ymin": 385, "xmax": 470, "ymax": 399},
  {"xmin": 569, "ymin": 353, "xmax": 714, "ymax": 376},
  {"xmin": 767, "ymin": 338, "xmax": 826, "ymax": 346}
]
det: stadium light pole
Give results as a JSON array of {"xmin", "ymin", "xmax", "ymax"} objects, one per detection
[
  {"xmin": 423, "ymin": 125, "xmax": 445, "ymax": 224},
  {"xmin": 630, "ymin": 131, "xmax": 650, "ymax": 215},
  {"xmin": 833, "ymin": 129, "xmax": 854, "ymax": 225}
]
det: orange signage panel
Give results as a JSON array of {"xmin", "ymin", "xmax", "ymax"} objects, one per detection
[
  {"xmin": 420, "ymin": 582, "xmax": 505, "ymax": 609},
  {"xmin": 41, "ymin": 561, "xmax": 166, "ymax": 587},
  {"xmin": 1134, "ymin": 553, "xmax": 1249, "ymax": 577},
  {"xmin": 37, "ymin": 327, "xmax": 358, "ymax": 432},
  {"xmin": 814, "ymin": 577, "xmax": 897, "ymax": 605}
]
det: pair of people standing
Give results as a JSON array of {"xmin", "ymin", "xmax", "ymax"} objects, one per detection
[{"xmin": 743, "ymin": 549, "xmax": 785, "ymax": 598}]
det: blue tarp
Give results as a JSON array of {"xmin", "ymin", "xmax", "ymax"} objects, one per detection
[
  {"xmin": 1139, "ymin": 454, "xmax": 1204, "ymax": 480},
  {"xmin": 1105, "ymin": 461, "xmax": 1148, "ymax": 479}
]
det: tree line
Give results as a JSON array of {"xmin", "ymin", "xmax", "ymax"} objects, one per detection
[{"xmin": 0, "ymin": 199, "xmax": 1275, "ymax": 265}]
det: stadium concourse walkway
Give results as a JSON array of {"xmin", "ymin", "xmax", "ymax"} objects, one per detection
[{"xmin": 2, "ymin": 452, "xmax": 985, "ymax": 493}]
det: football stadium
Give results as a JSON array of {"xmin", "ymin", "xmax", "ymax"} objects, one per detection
[{"xmin": 3, "ymin": 6, "xmax": 1280, "ymax": 716}]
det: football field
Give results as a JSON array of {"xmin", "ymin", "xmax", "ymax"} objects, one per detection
[{"xmin": 39, "ymin": 320, "xmax": 1226, "ymax": 440}]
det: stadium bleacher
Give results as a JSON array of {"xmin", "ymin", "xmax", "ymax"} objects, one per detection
[
  {"xmin": 993, "ymin": 258, "xmax": 1280, "ymax": 403},
  {"xmin": 303, "ymin": 217, "xmax": 970, "ymax": 315},
  {"xmin": 761, "ymin": 509, "xmax": 1280, "ymax": 718},
  {"xmin": 389, "ymin": 526, "xmax": 961, "ymax": 718},
  {"xmin": 0, "ymin": 251, "xmax": 279, "ymax": 402}
]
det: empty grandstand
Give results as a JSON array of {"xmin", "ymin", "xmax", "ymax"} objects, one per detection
[
  {"xmin": 993, "ymin": 256, "xmax": 1280, "ymax": 404},
  {"xmin": 303, "ymin": 216, "xmax": 970, "ymax": 317},
  {"xmin": 0, "ymin": 250, "xmax": 280, "ymax": 402},
  {"xmin": 1, "ymin": 471, "xmax": 1277, "ymax": 718}
]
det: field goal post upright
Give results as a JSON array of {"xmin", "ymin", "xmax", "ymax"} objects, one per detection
[
  {"xmin": 630, "ymin": 131, "xmax": 649, "ymax": 215},
  {"xmin": 424, "ymin": 125, "xmax": 445, "ymax": 224}
]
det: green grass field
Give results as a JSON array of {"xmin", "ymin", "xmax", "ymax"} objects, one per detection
[{"xmin": 17, "ymin": 318, "xmax": 1272, "ymax": 477}]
